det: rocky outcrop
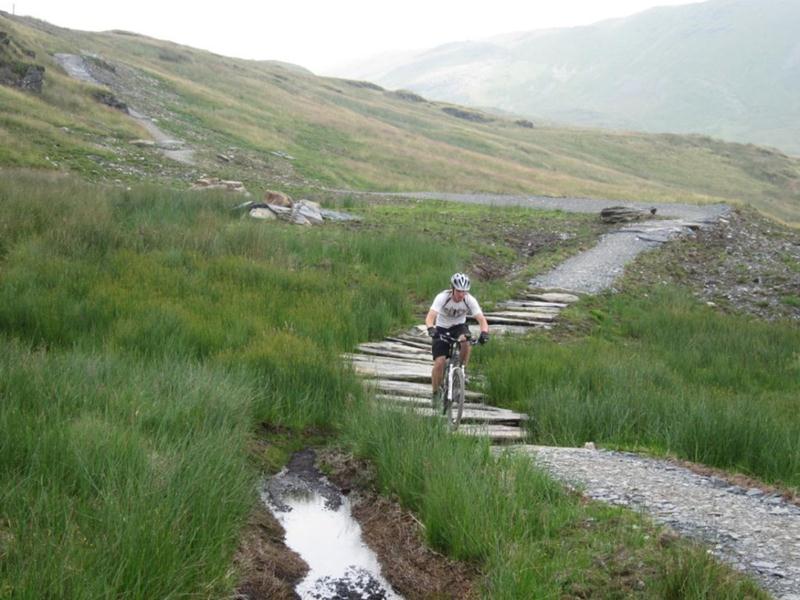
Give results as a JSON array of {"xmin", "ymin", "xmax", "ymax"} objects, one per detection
[
  {"xmin": 600, "ymin": 205, "xmax": 657, "ymax": 223},
  {"xmin": 0, "ymin": 31, "xmax": 44, "ymax": 93},
  {"xmin": 441, "ymin": 106, "xmax": 493, "ymax": 123},
  {"xmin": 92, "ymin": 90, "xmax": 127, "ymax": 111},
  {"xmin": 387, "ymin": 89, "xmax": 426, "ymax": 103}
]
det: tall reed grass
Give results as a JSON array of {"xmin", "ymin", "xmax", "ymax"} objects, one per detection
[
  {"xmin": 1, "ymin": 172, "xmax": 589, "ymax": 596},
  {"xmin": 342, "ymin": 405, "xmax": 766, "ymax": 598},
  {"xmin": 479, "ymin": 289, "xmax": 800, "ymax": 486}
]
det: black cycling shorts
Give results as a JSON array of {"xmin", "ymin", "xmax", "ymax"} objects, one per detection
[{"xmin": 431, "ymin": 323, "xmax": 471, "ymax": 359}]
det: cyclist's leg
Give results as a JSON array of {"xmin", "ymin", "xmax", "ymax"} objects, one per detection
[
  {"xmin": 450, "ymin": 323, "xmax": 472, "ymax": 367},
  {"xmin": 431, "ymin": 356, "xmax": 446, "ymax": 393},
  {"xmin": 431, "ymin": 332, "xmax": 449, "ymax": 407}
]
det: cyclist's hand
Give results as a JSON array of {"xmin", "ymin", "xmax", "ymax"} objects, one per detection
[
  {"xmin": 479, "ymin": 331, "xmax": 489, "ymax": 345},
  {"xmin": 427, "ymin": 326, "xmax": 438, "ymax": 338}
]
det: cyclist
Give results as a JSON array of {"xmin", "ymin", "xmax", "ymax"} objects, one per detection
[{"xmin": 425, "ymin": 272, "xmax": 489, "ymax": 408}]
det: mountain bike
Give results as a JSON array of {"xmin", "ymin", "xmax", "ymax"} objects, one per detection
[{"xmin": 436, "ymin": 332, "xmax": 478, "ymax": 432}]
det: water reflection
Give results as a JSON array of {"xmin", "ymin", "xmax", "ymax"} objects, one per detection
[{"xmin": 263, "ymin": 475, "xmax": 402, "ymax": 599}]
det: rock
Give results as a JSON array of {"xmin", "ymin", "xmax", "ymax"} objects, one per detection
[
  {"xmin": 0, "ymin": 61, "xmax": 44, "ymax": 93},
  {"xmin": 191, "ymin": 177, "xmax": 248, "ymax": 193},
  {"xmin": 266, "ymin": 204, "xmax": 292, "ymax": 217},
  {"xmin": 319, "ymin": 208, "xmax": 362, "ymax": 222},
  {"xmin": 248, "ymin": 207, "xmax": 276, "ymax": 220},
  {"xmin": 92, "ymin": 90, "xmax": 127, "ymax": 111},
  {"xmin": 270, "ymin": 150, "xmax": 296, "ymax": 160},
  {"xmin": 216, "ymin": 153, "xmax": 232, "ymax": 162},
  {"xmin": 584, "ymin": 441, "xmax": 597, "ymax": 450},
  {"xmin": 600, "ymin": 206, "xmax": 657, "ymax": 223},
  {"xmin": 441, "ymin": 106, "xmax": 493, "ymax": 123},
  {"xmin": 515, "ymin": 119, "xmax": 534, "ymax": 128},
  {"xmin": 264, "ymin": 190, "xmax": 293, "ymax": 207},
  {"xmin": 130, "ymin": 139, "xmax": 156, "ymax": 147},
  {"xmin": 19, "ymin": 64, "xmax": 44, "ymax": 92},
  {"xmin": 294, "ymin": 200, "xmax": 323, "ymax": 224}
]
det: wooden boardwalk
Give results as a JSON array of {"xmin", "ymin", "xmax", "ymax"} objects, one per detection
[{"xmin": 345, "ymin": 291, "xmax": 580, "ymax": 444}]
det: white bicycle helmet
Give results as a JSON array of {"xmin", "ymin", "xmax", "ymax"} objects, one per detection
[{"xmin": 450, "ymin": 272, "xmax": 471, "ymax": 291}]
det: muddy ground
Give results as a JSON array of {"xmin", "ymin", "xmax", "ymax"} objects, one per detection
[{"xmin": 234, "ymin": 447, "xmax": 479, "ymax": 599}]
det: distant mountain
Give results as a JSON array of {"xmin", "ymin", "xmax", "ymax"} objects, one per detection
[{"xmin": 338, "ymin": 0, "xmax": 800, "ymax": 155}]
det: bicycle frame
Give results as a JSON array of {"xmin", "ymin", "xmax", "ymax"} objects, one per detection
[{"xmin": 437, "ymin": 332, "xmax": 478, "ymax": 431}]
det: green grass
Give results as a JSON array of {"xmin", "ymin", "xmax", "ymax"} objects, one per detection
[
  {"xmin": 0, "ymin": 171, "xmax": 629, "ymax": 597},
  {"xmin": 477, "ymin": 288, "xmax": 800, "ymax": 487},
  {"xmin": 341, "ymin": 407, "xmax": 766, "ymax": 598}
]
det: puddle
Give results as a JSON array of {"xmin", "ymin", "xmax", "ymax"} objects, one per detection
[{"xmin": 263, "ymin": 450, "xmax": 402, "ymax": 599}]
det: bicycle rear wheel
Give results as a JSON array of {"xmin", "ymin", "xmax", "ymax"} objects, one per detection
[{"xmin": 448, "ymin": 367, "xmax": 465, "ymax": 431}]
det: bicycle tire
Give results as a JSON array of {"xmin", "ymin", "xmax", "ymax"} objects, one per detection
[
  {"xmin": 448, "ymin": 367, "xmax": 465, "ymax": 431},
  {"xmin": 441, "ymin": 360, "xmax": 452, "ymax": 419}
]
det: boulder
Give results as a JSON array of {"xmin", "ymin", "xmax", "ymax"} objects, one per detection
[
  {"xmin": 130, "ymin": 139, "xmax": 156, "ymax": 147},
  {"xmin": 264, "ymin": 190, "xmax": 293, "ymax": 207},
  {"xmin": 249, "ymin": 207, "xmax": 276, "ymax": 220},
  {"xmin": 293, "ymin": 200, "xmax": 323, "ymax": 224}
]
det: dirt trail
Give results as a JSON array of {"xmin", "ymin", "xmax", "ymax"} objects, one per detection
[{"xmin": 53, "ymin": 53, "xmax": 195, "ymax": 165}]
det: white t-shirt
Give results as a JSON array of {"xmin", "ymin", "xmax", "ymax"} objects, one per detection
[{"xmin": 430, "ymin": 290, "xmax": 483, "ymax": 328}]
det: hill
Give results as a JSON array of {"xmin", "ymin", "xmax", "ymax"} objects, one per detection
[
  {"xmin": 339, "ymin": 0, "xmax": 800, "ymax": 158},
  {"xmin": 1, "ymin": 10, "xmax": 799, "ymax": 224}
]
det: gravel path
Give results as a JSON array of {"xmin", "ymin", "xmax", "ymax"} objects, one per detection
[
  {"xmin": 374, "ymin": 191, "xmax": 731, "ymax": 293},
  {"xmin": 505, "ymin": 445, "xmax": 800, "ymax": 600}
]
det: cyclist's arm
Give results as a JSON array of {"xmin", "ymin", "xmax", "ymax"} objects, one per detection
[
  {"xmin": 475, "ymin": 313, "xmax": 489, "ymax": 334},
  {"xmin": 425, "ymin": 309, "xmax": 438, "ymax": 329}
]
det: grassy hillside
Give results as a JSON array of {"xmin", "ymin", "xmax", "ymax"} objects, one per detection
[
  {"xmin": 1, "ymin": 12, "xmax": 800, "ymax": 225},
  {"xmin": 349, "ymin": 0, "xmax": 800, "ymax": 158}
]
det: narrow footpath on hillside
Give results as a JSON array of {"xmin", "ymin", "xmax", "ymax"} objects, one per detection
[{"xmin": 345, "ymin": 193, "xmax": 800, "ymax": 600}]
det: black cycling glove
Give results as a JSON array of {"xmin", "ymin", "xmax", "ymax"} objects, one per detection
[
  {"xmin": 427, "ymin": 326, "xmax": 438, "ymax": 338},
  {"xmin": 479, "ymin": 331, "xmax": 489, "ymax": 344}
]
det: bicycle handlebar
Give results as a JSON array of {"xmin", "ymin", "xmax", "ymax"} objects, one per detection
[{"xmin": 436, "ymin": 332, "xmax": 479, "ymax": 346}]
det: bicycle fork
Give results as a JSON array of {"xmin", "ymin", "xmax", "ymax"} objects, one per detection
[{"xmin": 446, "ymin": 362, "xmax": 462, "ymax": 402}]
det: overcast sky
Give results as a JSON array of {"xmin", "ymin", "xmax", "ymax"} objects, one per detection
[{"xmin": 6, "ymin": 0, "xmax": 702, "ymax": 74}]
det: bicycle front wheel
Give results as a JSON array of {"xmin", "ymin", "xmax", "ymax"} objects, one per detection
[{"xmin": 448, "ymin": 367, "xmax": 465, "ymax": 431}]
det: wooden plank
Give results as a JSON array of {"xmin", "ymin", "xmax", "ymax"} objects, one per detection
[
  {"xmin": 458, "ymin": 424, "xmax": 528, "ymax": 443},
  {"xmin": 484, "ymin": 311, "xmax": 556, "ymax": 322},
  {"xmin": 524, "ymin": 292, "xmax": 580, "ymax": 304},
  {"xmin": 347, "ymin": 354, "xmax": 431, "ymax": 368},
  {"xmin": 348, "ymin": 357, "xmax": 431, "ymax": 382},
  {"xmin": 383, "ymin": 404, "xmax": 528, "ymax": 425},
  {"xmin": 347, "ymin": 350, "xmax": 431, "ymax": 365},
  {"xmin": 366, "ymin": 379, "xmax": 484, "ymax": 401},
  {"xmin": 355, "ymin": 347, "xmax": 430, "ymax": 361},
  {"xmin": 374, "ymin": 394, "xmax": 486, "ymax": 410},
  {"xmin": 385, "ymin": 336, "xmax": 431, "ymax": 351},
  {"xmin": 467, "ymin": 324, "xmax": 544, "ymax": 336},
  {"xmin": 379, "ymin": 395, "xmax": 528, "ymax": 419},
  {"xmin": 358, "ymin": 341, "xmax": 429, "ymax": 356},
  {"xmin": 483, "ymin": 316, "xmax": 553, "ymax": 327},
  {"xmin": 500, "ymin": 300, "xmax": 567, "ymax": 309}
]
